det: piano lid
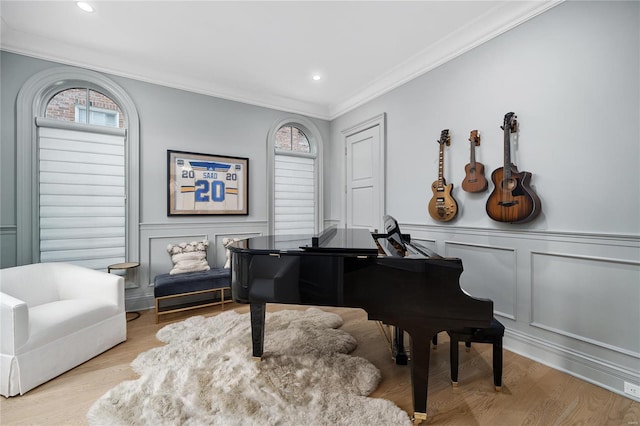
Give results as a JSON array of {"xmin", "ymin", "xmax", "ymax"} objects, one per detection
[
  {"xmin": 301, "ymin": 228, "xmax": 378, "ymax": 254},
  {"xmin": 228, "ymin": 228, "xmax": 378, "ymax": 255}
]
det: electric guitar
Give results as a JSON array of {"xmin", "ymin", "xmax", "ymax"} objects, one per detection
[
  {"xmin": 485, "ymin": 112, "xmax": 541, "ymax": 223},
  {"xmin": 428, "ymin": 129, "xmax": 458, "ymax": 222},
  {"xmin": 461, "ymin": 130, "xmax": 488, "ymax": 193}
]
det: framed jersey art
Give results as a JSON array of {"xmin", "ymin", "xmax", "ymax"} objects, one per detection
[{"xmin": 167, "ymin": 150, "xmax": 248, "ymax": 215}]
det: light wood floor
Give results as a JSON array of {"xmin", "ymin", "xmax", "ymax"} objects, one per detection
[{"xmin": 1, "ymin": 304, "xmax": 638, "ymax": 425}]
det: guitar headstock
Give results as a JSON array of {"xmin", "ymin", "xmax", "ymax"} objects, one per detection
[
  {"xmin": 469, "ymin": 130, "xmax": 480, "ymax": 146},
  {"xmin": 501, "ymin": 112, "xmax": 518, "ymax": 133},
  {"xmin": 438, "ymin": 129, "xmax": 450, "ymax": 146}
]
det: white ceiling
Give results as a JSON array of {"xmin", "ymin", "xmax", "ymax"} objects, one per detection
[{"xmin": 0, "ymin": 1, "xmax": 561, "ymax": 120}]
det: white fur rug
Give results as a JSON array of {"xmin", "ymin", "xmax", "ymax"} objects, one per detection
[{"xmin": 87, "ymin": 308, "xmax": 411, "ymax": 425}]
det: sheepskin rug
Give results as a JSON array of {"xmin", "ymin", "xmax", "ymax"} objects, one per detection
[{"xmin": 87, "ymin": 308, "xmax": 411, "ymax": 425}]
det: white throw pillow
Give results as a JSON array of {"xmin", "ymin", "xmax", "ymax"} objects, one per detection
[{"xmin": 166, "ymin": 240, "xmax": 210, "ymax": 275}]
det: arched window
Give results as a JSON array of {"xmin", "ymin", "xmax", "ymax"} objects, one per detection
[
  {"xmin": 268, "ymin": 118, "xmax": 323, "ymax": 236},
  {"xmin": 16, "ymin": 67, "xmax": 139, "ymax": 271},
  {"xmin": 274, "ymin": 125, "xmax": 310, "ymax": 152},
  {"xmin": 46, "ymin": 88, "xmax": 124, "ymax": 128}
]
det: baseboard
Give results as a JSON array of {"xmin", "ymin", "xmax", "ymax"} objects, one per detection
[
  {"xmin": 125, "ymin": 294, "xmax": 154, "ymax": 312},
  {"xmin": 504, "ymin": 328, "xmax": 640, "ymax": 402}
]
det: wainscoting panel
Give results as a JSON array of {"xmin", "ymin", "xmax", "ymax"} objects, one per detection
[
  {"xmin": 148, "ymin": 233, "xmax": 210, "ymax": 284},
  {"xmin": 531, "ymin": 251, "xmax": 640, "ymax": 357},
  {"xmin": 412, "ymin": 238, "xmax": 437, "ymax": 253},
  {"xmin": 400, "ymin": 223, "xmax": 640, "ymax": 401},
  {"xmin": 446, "ymin": 241, "xmax": 517, "ymax": 320},
  {"xmin": 0, "ymin": 226, "xmax": 17, "ymax": 268},
  {"xmin": 128, "ymin": 220, "xmax": 268, "ymax": 311}
]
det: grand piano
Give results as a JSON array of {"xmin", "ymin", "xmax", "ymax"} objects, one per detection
[{"xmin": 229, "ymin": 215, "xmax": 493, "ymax": 422}]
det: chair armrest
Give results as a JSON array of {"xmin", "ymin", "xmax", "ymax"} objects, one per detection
[
  {"xmin": 0, "ymin": 292, "xmax": 29, "ymax": 354},
  {"xmin": 54, "ymin": 264, "xmax": 125, "ymax": 312}
]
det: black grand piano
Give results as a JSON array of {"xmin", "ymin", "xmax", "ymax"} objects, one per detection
[{"xmin": 229, "ymin": 215, "xmax": 493, "ymax": 422}]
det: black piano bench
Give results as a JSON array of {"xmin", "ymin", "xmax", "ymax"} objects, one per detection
[
  {"xmin": 447, "ymin": 317, "xmax": 505, "ymax": 391},
  {"xmin": 153, "ymin": 268, "xmax": 231, "ymax": 323}
]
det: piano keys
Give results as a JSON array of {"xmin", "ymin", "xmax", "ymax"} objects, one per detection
[{"xmin": 228, "ymin": 215, "xmax": 493, "ymax": 421}]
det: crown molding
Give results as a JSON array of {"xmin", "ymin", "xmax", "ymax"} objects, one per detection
[
  {"xmin": 1, "ymin": 2, "xmax": 562, "ymax": 122},
  {"xmin": 327, "ymin": 1, "xmax": 564, "ymax": 120},
  {"xmin": 0, "ymin": 21, "xmax": 332, "ymax": 120}
]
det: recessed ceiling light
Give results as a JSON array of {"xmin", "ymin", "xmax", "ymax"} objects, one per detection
[
  {"xmin": 312, "ymin": 74, "xmax": 322, "ymax": 81},
  {"xmin": 76, "ymin": 2, "xmax": 94, "ymax": 13}
]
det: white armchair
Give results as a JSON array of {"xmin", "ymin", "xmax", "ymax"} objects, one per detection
[{"xmin": 0, "ymin": 262, "xmax": 126, "ymax": 397}]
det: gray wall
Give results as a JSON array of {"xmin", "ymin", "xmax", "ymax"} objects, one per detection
[
  {"xmin": 329, "ymin": 1, "xmax": 639, "ymax": 234},
  {"xmin": 0, "ymin": 52, "xmax": 330, "ymax": 227},
  {"xmin": 328, "ymin": 1, "xmax": 639, "ymax": 401}
]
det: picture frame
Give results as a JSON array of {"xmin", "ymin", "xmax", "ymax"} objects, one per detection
[{"xmin": 167, "ymin": 150, "xmax": 249, "ymax": 216}]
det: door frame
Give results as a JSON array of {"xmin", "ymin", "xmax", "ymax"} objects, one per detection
[{"xmin": 341, "ymin": 113, "xmax": 386, "ymax": 231}]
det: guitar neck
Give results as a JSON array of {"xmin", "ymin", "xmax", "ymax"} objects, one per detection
[
  {"xmin": 503, "ymin": 131, "xmax": 511, "ymax": 178},
  {"xmin": 503, "ymin": 115, "xmax": 516, "ymax": 178},
  {"xmin": 438, "ymin": 143, "xmax": 445, "ymax": 187},
  {"xmin": 470, "ymin": 142, "xmax": 477, "ymax": 167}
]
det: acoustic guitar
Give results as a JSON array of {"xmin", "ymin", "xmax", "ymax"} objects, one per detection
[
  {"xmin": 428, "ymin": 129, "xmax": 458, "ymax": 222},
  {"xmin": 485, "ymin": 112, "xmax": 541, "ymax": 223},
  {"xmin": 461, "ymin": 130, "xmax": 488, "ymax": 193}
]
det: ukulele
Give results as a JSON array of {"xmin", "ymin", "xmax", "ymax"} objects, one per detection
[
  {"xmin": 485, "ymin": 112, "xmax": 541, "ymax": 223},
  {"xmin": 428, "ymin": 129, "xmax": 458, "ymax": 222},
  {"xmin": 461, "ymin": 130, "xmax": 488, "ymax": 193}
]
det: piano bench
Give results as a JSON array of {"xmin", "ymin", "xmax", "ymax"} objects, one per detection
[
  {"xmin": 153, "ymin": 269, "xmax": 231, "ymax": 323},
  {"xmin": 446, "ymin": 317, "xmax": 505, "ymax": 391}
]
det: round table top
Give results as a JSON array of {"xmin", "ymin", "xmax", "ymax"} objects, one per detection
[{"xmin": 108, "ymin": 262, "xmax": 140, "ymax": 271}]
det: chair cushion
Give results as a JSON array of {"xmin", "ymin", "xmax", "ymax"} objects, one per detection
[
  {"xmin": 21, "ymin": 299, "xmax": 120, "ymax": 354},
  {"xmin": 154, "ymin": 268, "xmax": 231, "ymax": 298}
]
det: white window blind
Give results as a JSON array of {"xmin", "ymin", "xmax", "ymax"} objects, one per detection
[
  {"xmin": 274, "ymin": 155, "xmax": 315, "ymax": 235},
  {"xmin": 37, "ymin": 121, "xmax": 126, "ymax": 270}
]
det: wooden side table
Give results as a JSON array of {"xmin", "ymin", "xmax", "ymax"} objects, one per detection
[
  {"xmin": 107, "ymin": 262, "xmax": 141, "ymax": 321},
  {"xmin": 107, "ymin": 262, "xmax": 140, "ymax": 274}
]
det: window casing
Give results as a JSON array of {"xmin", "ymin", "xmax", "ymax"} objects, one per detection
[{"xmin": 16, "ymin": 67, "xmax": 139, "ymax": 270}]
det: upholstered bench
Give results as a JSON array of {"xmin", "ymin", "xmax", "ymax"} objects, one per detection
[{"xmin": 154, "ymin": 268, "xmax": 231, "ymax": 323}]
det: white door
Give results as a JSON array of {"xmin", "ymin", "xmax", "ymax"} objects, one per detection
[{"xmin": 345, "ymin": 115, "xmax": 385, "ymax": 231}]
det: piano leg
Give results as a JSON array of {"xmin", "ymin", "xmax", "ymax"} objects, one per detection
[
  {"xmin": 408, "ymin": 329, "xmax": 438, "ymax": 424},
  {"xmin": 250, "ymin": 303, "xmax": 266, "ymax": 358}
]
